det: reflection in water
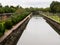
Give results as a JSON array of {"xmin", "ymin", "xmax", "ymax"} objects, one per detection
[{"xmin": 17, "ymin": 16, "xmax": 60, "ymax": 45}]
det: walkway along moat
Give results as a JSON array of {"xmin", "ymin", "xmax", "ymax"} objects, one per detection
[{"xmin": 17, "ymin": 16, "xmax": 60, "ymax": 45}]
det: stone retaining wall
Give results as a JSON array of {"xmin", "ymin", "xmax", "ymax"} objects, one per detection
[
  {"xmin": 42, "ymin": 14, "xmax": 60, "ymax": 30},
  {"xmin": 0, "ymin": 13, "xmax": 32, "ymax": 45}
]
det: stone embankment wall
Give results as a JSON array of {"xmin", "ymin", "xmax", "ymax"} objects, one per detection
[
  {"xmin": 42, "ymin": 14, "xmax": 60, "ymax": 30},
  {"xmin": 0, "ymin": 13, "xmax": 32, "ymax": 45}
]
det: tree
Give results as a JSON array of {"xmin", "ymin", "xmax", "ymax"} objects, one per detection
[
  {"xmin": 4, "ymin": 5, "xmax": 10, "ymax": 13},
  {"xmin": 50, "ymin": 1, "xmax": 60, "ymax": 13},
  {"xmin": 10, "ymin": 6, "xmax": 16, "ymax": 13}
]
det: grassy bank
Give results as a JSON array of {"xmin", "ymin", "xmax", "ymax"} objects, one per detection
[{"xmin": 42, "ymin": 12, "xmax": 60, "ymax": 23}]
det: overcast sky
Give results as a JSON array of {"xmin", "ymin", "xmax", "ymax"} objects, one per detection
[{"xmin": 0, "ymin": 0, "xmax": 60, "ymax": 8}]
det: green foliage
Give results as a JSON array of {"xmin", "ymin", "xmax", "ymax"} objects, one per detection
[
  {"xmin": 0, "ymin": 4, "xmax": 20, "ymax": 13},
  {"xmin": 0, "ymin": 22, "xmax": 5, "ymax": 36},
  {"xmin": 0, "ymin": 7, "xmax": 30, "ymax": 36},
  {"xmin": 5, "ymin": 19, "xmax": 13, "ymax": 29},
  {"xmin": 11, "ymin": 15, "xmax": 17, "ymax": 25},
  {"xmin": 11, "ymin": 11, "xmax": 30, "ymax": 25},
  {"xmin": 50, "ymin": 1, "xmax": 60, "ymax": 13},
  {"xmin": 15, "ymin": 8, "xmax": 25, "ymax": 14},
  {"xmin": 0, "ymin": 8, "xmax": 4, "ymax": 13}
]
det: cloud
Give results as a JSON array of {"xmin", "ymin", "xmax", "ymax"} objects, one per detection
[
  {"xmin": 22, "ymin": 1, "xmax": 51, "ymax": 8},
  {"xmin": 0, "ymin": 0, "xmax": 60, "ymax": 8}
]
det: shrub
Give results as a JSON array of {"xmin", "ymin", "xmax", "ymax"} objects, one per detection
[
  {"xmin": 0, "ymin": 8, "xmax": 30, "ymax": 37},
  {"xmin": 11, "ymin": 17, "xmax": 17, "ymax": 25},
  {"xmin": 5, "ymin": 19, "xmax": 13, "ymax": 29},
  {"xmin": 5, "ymin": 11, "xmax": 30, "ymax": 29},
  {"xmin": 0, "ymin": 22, "xmax": 5, "ymax": 36}
]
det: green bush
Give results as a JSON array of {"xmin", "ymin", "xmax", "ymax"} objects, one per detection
[
  {"xmin": 5, "ymin": 19, "xmax": 13, "ymax": 29},
  {"xmin": 0, "ymin": 22, "xmax": 5, "ymax": 36},
  {"xmin": 11, "ymin": 12, "xmax": 30, "ymax": 25},
  {"xmin": 5, "ymin": 11, "xmax": 30, "ymax": 29},
  {"xmin": 11, "ymin": 16, "xmax": 17, "ymax": 25},
  {"xmin": 4, "ymin": 11, "xmax": 30, "ymax": 30},
  {"xmin": 0, "ymin": 9, "xmax": 30, "ymax": 37}
]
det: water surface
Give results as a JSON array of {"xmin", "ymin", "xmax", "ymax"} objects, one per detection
[{"xmin": 17, "ymin": 16, "xmax": 60, "ymax": 45}]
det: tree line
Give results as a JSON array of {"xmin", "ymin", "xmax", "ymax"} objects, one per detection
[
  {"xmin": 25, "ymin": 1, "xmax": 60, "ymax": 13},
  {"xmin": 0, "ymin": 3, "xmax": 20, "ymax": 13},
  {"xmin": 40, "ymin": 1, "xmax": 60, "ymax": 13},
  {"xmin": 0, "ymin": 1, "xmax": 60, "ymax": 13}
]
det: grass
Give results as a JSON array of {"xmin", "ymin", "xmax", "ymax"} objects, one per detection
[
  {"xmin": 48, "ymin": 15, "xmax": 60, "ymax": 23},
  {"xmin": 43, "ymin": 12, "xmax": 60, "ymax": 23}
]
